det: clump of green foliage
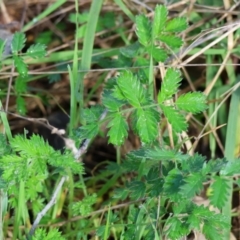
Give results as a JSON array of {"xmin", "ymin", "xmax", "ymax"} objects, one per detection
[{"xmin": 0, "ymin": 3, "xmax": 238, "ymax": 240}]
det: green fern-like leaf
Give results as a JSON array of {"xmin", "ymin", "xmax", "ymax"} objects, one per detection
[
  {"xmin": 132, "ymin": 107, "xmax": 159, "ymax": 144},
  {"xmin": 48, "ymin": 151, "xmax": 83, "ymax": 175},
  {"xmin": 13, "ymin": 56, "xmax": 28, "ymax": 76},
  {"xmin": 32, "ymin": 228, "xmax": 65, "ymax": 240},
  {"xmin": 209, "ymin": 176, "xmax": 229, "ymax": 209},
  {"xmin": 107, "ymin": 112, "xmax": 128, "ymax": 145},
  {"xmin": 159, "ymin": 34, "xmax": 183, "ymax": 48},
  {"xmin": 10, "ymin": 134, "xmax": 54, "ymax": 157},
  {"xmin": 116, "ymin": 71, "xmax": 146, "ymax": 107},
  {"xmin": 26, "ymin": 43, "xmax": 46, "ymax": 58},
  {"xmin": 135, "ymin": 15, "xmax": 152, "ymax": 46},
  {"xmin": 165, "ymin": 17, "xmax": 188, "ymax": 32},
  {"xmin": 176, "ymin": 92, "xmax": 207, "ymax": 113},
  {"xmin": 72, "ymin": 193, "xmax": 97, "ymax": 216},
  {"xmin": 161, "ymin": 105, "xmax": 187, "ymax": 132},
  {"xmin": 11, "ymin": 32, "xmax": 26, "ymax": 54},
  {"xmin": 147, "ymin": 45, "xmax": 168, "ymax": 62},
  {"xmin": 158, "ymin": 68, "xmax": 182, "ymax": 103},
  {"xmin": 152, "ymin": 5, "xmax": 168, "ymax": 39}
]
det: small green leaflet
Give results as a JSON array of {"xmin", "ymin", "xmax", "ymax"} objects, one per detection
[
  {"xmin": 11, "ymin": 32, "xmax": 26, "ymax": 54},
  {"xmin": 176, "ymin": 92, "xmax": 207, "ymax": 113},
  {"xmin": 135, "ymin": 15, "xmax": 151, "ymax": 47},
  {"xmin": 13, "ymin": 56, "xmax": 28, "ymax": 76},
  {"xmin": 26, "ymin": 43, "xmax": 46, "ymax": 58},
  {"xmin": 116, "ymin": 71, "xmax": 145, "ymax": 108},
  {"xmin": 209, "ymin": 176, "xmax": 229, "ymax": 209},
  {"xmin": 120, "ymin": 41, "xmax": 141, "ymax": 58},
  {"xmin": 133, "ymin": 107, "xmax": 159, "ymax": 144},
  {"xmin": 161, "ymin": 105, "xmax": 187, "ymax": 133},
  {"xmin": 147, "ymin": 45, "xmax": 167, "ymax": 62},
  {"xmin": 15, "ymin": 75, "xmax": 27, "ymax": 94},
  {"xmin": 181, "ymin": 153, "xmax": 206, "ymax": 174},
  {"xmin": 220, "ymin": 159, "xmax": 240, "ymax": 176},
  {"xmin": 102, "ymin": 90, "xmax": 125, "ymax": 112},
  {"xmin": 127, "ymin": 180, "xmax": 146, "ymax": 200},
  {"xmin": 158, "ymin": 68, "xmax": 182, "ymax": 103},
  {"xmin": 107, "ymin": 113, "xmax": 128, "ymax": 146},
  {"xmin": 180, "ymin": 173, "xmax": 205, "ymax": 198},
  {"xmin": 163, "ymin": 168, "xmax": 185, "ymax": 202},
  {"xmin": 165, "ymin": 217, "xmax": 190, "ymax": 239},
  {"xmin": 158, "ymin": 34, "xmax": 183, "ymax": 48},
  {"xmin": 76, "ymin": 124, "xmax": 99, "ymax": 142},
  {"xmin": 145, "ymin": 147, "xmax": 183, "ymax": 161},
  {"xmin": 16, "ymin": 95, "xmax": 26, "ymax": 115},
  {"xmin": 165, "ymin": 17, "xmax": 188, "ymax": 32},
  {"xmin": 152, "ymin": 5, "xmax": 168, "ymax": 39},
  {"xmin": 82, "ymin": 105, "xmax": 105, "ymax": 124}
]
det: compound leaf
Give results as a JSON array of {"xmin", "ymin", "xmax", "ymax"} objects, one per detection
[{"xmin": 176, "ymin": 92, "xmax": 207, "ymax": 113}]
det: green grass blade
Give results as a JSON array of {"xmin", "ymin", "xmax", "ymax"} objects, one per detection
[
  {"xmin": 76, "ymin": 0, "xmax": 104, "ymax": 124},
  {"xmin": 114, "ymin": 0, "xmax": 135, "ymax": 22},
  {"xmin": 22, "ymin": 0, "xmax": 67, "ymax": 32},
  {"xmin": 222, "ymin": 78, "xmax": 240, "ymax": 239}
]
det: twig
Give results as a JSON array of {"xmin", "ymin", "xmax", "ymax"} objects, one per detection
[{"xmin": 28, "ymin": 176, "xmax": 66, "ymax": 237}]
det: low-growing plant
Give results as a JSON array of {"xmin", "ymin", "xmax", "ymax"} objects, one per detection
[{"xmin": 0, "ymin": 3, "xmax": 239, "ymax": 240}]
